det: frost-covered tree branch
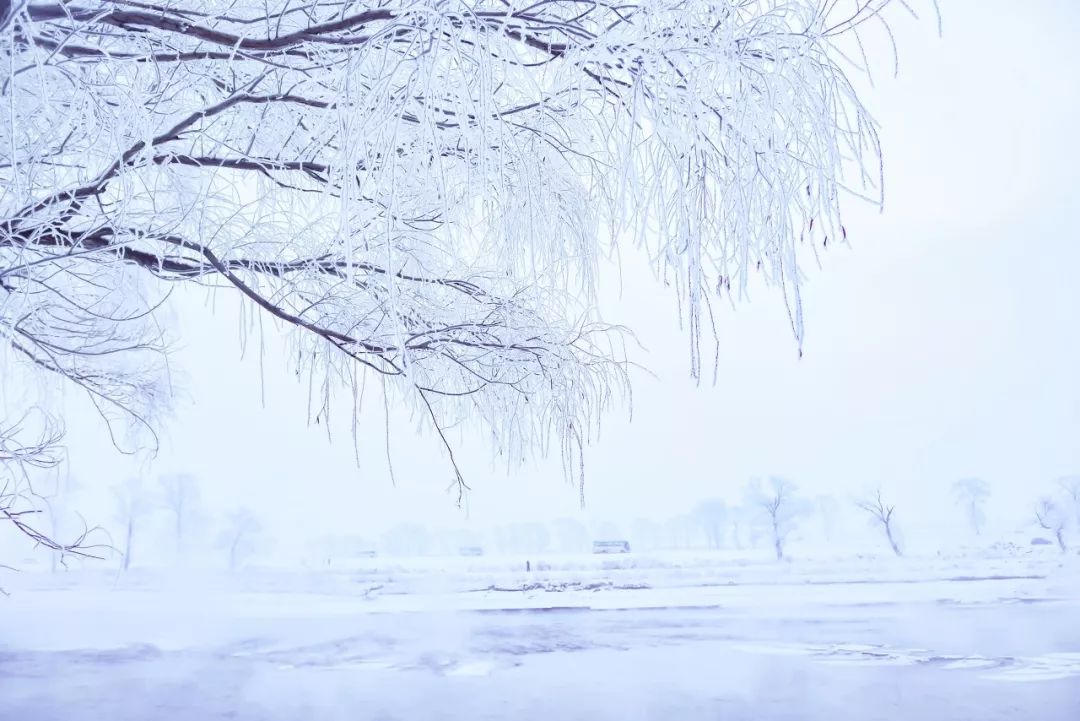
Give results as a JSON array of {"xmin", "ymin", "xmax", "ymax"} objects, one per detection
[
  {"xmin": 2, "ymin": 1, "xmax": 928, "ymax": 494},
  {"xmin": 0, "ymin": 411, "xmax": 104, "ymax": 575}
]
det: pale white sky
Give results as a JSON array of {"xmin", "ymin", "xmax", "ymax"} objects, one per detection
[{"xmin": 50, "ymin": 0, "xmax": 1080, "ymax": 541}]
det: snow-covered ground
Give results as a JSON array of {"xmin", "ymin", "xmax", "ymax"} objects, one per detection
[{"xmin": 2, "ymin": 550, "xmax": 1079, "ymax": 720}]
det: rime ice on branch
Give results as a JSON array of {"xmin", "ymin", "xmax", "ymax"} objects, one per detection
[{"xmin": 0, "ymin": 1, "xmax": 923, "ymax": 494}]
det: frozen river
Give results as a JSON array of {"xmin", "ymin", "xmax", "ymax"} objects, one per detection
[{"xmin": 3, "ymin": 574, "xmax": 1079, "ymax": 720}]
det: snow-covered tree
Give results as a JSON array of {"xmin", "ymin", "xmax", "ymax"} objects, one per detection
[
  {"xmin": 664, "ymin": 515, "xmax": 696, "ymax": 550},
  {"xmin": 157, "ymin": 473, "xmax": 202, "ymax": 552},
  {"xmin": 951, "ymin": 477, "xmax": 991, "ymax": 537},
  {"xmin": 217, "ymin": 508, "xmax": 263, "ymax": 570},
  {"xmin": 693, "ymin": 499, "xmax": 728, "ymax": 550},
  {"xmin": 1034, "ymin": 497, "xmax": 1068, "ymax": 553},
  {"xmin": 855, "ymin": 487, "xmax": 901, "ymax": 557},
  {"xmin": 112, "ymin": 477, "xmax": 151, "ymax": 571},
  {"xmin": 749, "ymin": 477, "xmax": 800, "ymax": 560},
  {"xmin": 734, "ymin": 484, "xmax": 768, "ymax": 550},
  {"xmin": 1, "ymin": 1, "xmax": 927, "ymax": 495}
]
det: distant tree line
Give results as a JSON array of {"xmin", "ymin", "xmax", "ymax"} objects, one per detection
[{"xmin": 8, "ymin": 472, "xmax": 1078, "ymax": 576}]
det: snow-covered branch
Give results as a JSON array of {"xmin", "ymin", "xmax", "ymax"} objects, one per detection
[
  {"xmin": 0, "ymin": 411, "xmax": 104, "ymax": 569},
  {"xmin": 2, "ymin": 1, "xmax": 926, "ymax": 489}
]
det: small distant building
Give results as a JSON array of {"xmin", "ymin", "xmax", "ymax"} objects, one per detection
[
  {"xmin": 592, "ymin": 540, "xmax": 631, "ymax": 554},
  {"xmin": 458, "ymin": 546, "xmax": 484, "ymax": 557}
]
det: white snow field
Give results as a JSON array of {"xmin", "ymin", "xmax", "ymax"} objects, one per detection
[{"xmin": 3, "ymin": 550, "xmax": 1079, "ymax": 720}]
